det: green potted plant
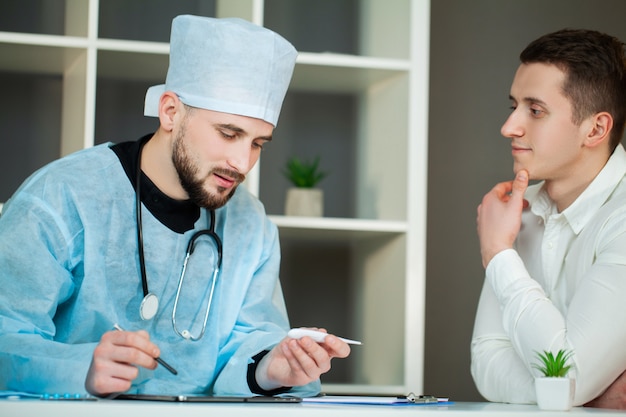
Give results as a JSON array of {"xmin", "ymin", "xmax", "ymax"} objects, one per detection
[
  {"xmin": 283, "ymin": 156, "xmax": 327, "ymax": 188},
  {"xmin": 533, "ymin": 349, "xmax": 575, "ymax": 411},
  {"xmin": 282, "ymin": 156, "xmax": 328, "ymax": 217}
]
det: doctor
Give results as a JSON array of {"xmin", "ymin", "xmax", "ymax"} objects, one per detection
[{"xmin": 0, "ymin": 15, "xmax": 350, "ymax": 397}]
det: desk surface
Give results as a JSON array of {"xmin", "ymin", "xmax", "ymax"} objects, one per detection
[{"xmin": 1, "ymin": 399, "xmax": 624, "ymax": 417}]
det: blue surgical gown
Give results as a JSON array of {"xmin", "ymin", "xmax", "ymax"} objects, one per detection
[{"xmin": 0, "ymin": 143, "xmax": 320, "ymax": 397}]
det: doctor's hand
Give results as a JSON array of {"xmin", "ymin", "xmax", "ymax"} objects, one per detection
[
  {"xmin": 477, "ymin": 169, "xmax": 529, "ymax": 268},
  {"xmin": 85, "ymin": 328, "xmax": 160, "ymax": 396},
  {"xmin": 255, "ymin": 328, "xmax": 351, "ymax": 390}
]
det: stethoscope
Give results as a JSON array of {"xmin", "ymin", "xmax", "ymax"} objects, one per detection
[{"xmin": 135, "ymin": 139, "xmax": 223, "ymax": 341}]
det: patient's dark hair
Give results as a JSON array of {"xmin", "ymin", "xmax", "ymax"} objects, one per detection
[{"xmin": 521, "ymin": 29, "xmax": 626, "ymax": 151}]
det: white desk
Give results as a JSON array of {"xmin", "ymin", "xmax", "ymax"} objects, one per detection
[{"xmin": 1, "ymin": 400, "xmax": 624, "ymax": 417}]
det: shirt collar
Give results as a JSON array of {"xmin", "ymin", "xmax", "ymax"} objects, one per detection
[{"xmin": 529, "ymin": 144, "xmax": 626, "ymax": 234}]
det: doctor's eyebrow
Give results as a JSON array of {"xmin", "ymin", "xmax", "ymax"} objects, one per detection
[{"xmin": 215, "ymin": 123, "xmax": 273, "ymax": 142}]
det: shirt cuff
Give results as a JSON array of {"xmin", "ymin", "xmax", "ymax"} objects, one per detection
[
  {"xmin": 485, "ymin": 248, "xmax": 527, "ymax": 297},
  {"xmin": 246, "ymin": 350, "xmax": 292, "ymax": 396}
]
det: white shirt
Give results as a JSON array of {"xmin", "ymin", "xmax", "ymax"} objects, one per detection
[{"xmin": 471, "ymin": 144, "xmax": 626, "ymax": 406}]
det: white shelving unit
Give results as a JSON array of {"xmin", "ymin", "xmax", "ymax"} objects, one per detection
[{"xmin": 0, "ymin": 0, "xmax": 430, "ymax": 395}]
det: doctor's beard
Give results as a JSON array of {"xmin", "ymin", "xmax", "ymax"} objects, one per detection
[{"xmin": 172, "ymin": 122, "xmax": 244, "ymax": 210}]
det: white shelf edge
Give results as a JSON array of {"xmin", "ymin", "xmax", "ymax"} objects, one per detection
[
  {"xmin": 95, "ymin": 38, "xmax": 170, "ymax": 54},
  {"xmin": 0, "ymin": 31, "xmax": 89, "ymax": 48},
  {"xmin": 268, "ymin": 215, "xmax": 407, "ymax": 233},
  {"xmin": 297, "ymin": 51, "xmax": 410, "ymax": 71}
]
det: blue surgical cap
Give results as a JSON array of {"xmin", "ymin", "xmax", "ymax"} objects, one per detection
[{"xmin": 144, "ymin": 15, "xmax": 297, "ymax": 127}]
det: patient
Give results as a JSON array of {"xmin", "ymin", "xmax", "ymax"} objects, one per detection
[{"xmin": 472, "ymin": 28, "xmax": 626, "ymax": 409}]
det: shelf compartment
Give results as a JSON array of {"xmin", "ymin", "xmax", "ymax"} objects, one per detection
[
  {"xmin": 98, "ymin": 0, "xmax": 216, "ymax": 42},
  {"xmin": 0, "ymin": 33, "xmax": 88, "ymax": 75},
  {"xmin": 94, "ymin": 76, "xmax": 160, "ymax": 146},
  {"xmin": 264, "ymin": 0, "xmax": 359, "ymax": 55},
  {"xmin": 0, "ymin": 0, "xmax": 66, "ymax": 36},
  {"xmin": 280, "ymin": 232, "xmax": 406, "ymax": 386},
  {"xmin": 293, "ymin": 53, "xmax": 410, "ymax": 93},
  {"xmin": 96, "ymin": 47, "xmax": 169, "ymax": 83},
  {"xmin": 264, "ymin": 0, "xmax": 411, "ymax": 60},
  {"xmin": 0, "ymin": 71, "xmax": 62, "ymax": 201}
]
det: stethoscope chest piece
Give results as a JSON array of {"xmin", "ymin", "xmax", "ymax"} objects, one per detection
[{"xmin": 140, "ymin": 292, "xmax": 159, "ymax": 321}]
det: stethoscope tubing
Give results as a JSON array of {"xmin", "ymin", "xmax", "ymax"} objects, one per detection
[{"xmin": 134, "ymin": 138, "xmax": 223, "ymax": 340}]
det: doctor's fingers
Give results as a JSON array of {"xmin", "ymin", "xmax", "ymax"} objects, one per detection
[
  {"xmin": 101, "ymin": 328, "xmax": 160, "ymax": 359},
  {"xmin": 96, "ymin": 332, "xmax": 160, "ymax": 371},
  {"xmin": 85, "ymin": 356, "xmax": 138, "ymax": 396},
  {"xmin": 288, "ymin": 338, "xmax": 332, "ymax": 375},
  {"xmin": 322, "ymin": 335, "xmax": 351, "ymax": 359}
]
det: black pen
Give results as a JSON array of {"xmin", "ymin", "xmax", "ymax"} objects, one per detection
[{"xmin": 113, "ymin": 323, "xmax": 178, "ymax": 375}]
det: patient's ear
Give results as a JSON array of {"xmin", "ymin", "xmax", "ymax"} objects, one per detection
[{"xmin": 584, "ymin": 112, "xmax": 612, "ymax": 148}]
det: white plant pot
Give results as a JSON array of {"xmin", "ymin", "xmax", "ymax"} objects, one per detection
[
  {"xmin": 285, "ymin": 188, "xmax": 323, "ymax": 217},
  {"xmin": 535, "ymin": 377, "xmax": 575, "ymax": 411}
]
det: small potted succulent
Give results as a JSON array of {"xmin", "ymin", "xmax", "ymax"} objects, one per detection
[
  {"xmin": 533, "ymin": 349, "xmax": 575, "ymax": 411},
  {"xmin": 282, "ymin": 156, "xmax": 328, "ymax": 217}
]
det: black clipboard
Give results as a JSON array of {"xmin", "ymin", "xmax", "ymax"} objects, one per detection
[{"xmin": 113, "ymin": 393, "xmax": 301, "ymax": 403}]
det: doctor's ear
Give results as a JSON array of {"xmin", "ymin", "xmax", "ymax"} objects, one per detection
[
  {"xmin": 584, "ymin": 112, "xmax": 613, "ymax": 148},
  {"xmin": 157, "ymin": 92, "xmax": 180, "ymax": 132}
]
